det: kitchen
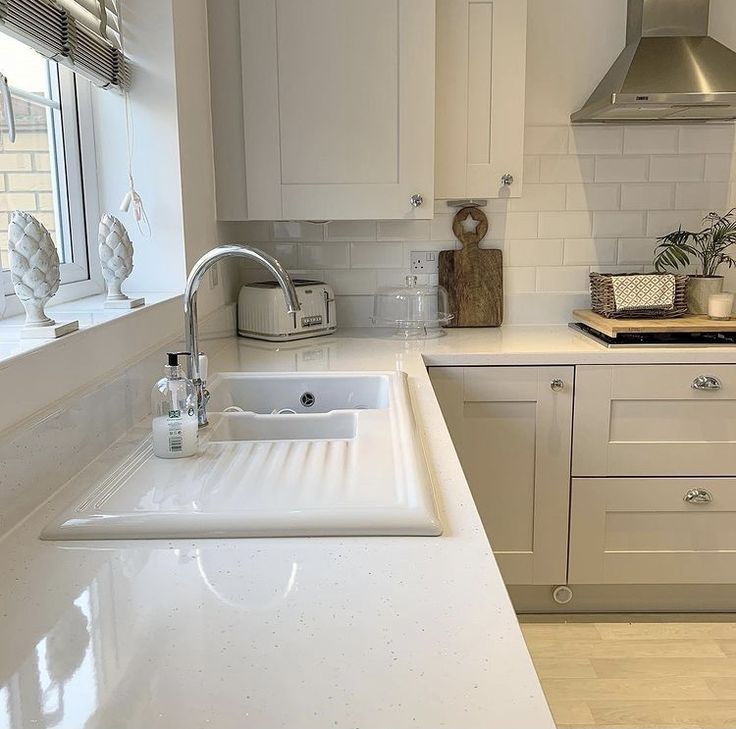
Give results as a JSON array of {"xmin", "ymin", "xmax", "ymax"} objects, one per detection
[{"xmin": 1, "ymin": 0, "xmax": 736, "ymax": 727}]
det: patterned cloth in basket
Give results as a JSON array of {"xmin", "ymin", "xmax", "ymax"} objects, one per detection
[{"xmin": 611, "ymin": 273, "xmax": 675, "ymax": 312}]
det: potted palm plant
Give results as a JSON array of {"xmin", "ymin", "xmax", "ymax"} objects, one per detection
[{"xmin": 654, "ymin": 209, "xmax": 736, "ymax": 314}]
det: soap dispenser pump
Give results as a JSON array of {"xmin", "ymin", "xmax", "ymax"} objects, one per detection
[{"xmin": 151, "ymin": 352, "xmax": 198, "ymax": 458}]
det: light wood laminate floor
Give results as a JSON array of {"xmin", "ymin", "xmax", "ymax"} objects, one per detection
[{"xmin": 520, "ymin": 615, "xmax": 736, "ymax": 729}]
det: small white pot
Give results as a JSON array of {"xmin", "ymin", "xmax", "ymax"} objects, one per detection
[{"xmin": 687, "ymin": 276, "xmax": 724, "ymax": 315}]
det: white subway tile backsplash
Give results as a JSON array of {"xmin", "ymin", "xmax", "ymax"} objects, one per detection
[
  {"xmin": 523, "ymin": 155, "xmax": 541, "ymax": 183},
  {"xmin": 705, "ymin": 154, "xmax": 735, "ymax": 182},
  {"xmin": 326, "ymin": 220, "xmax": 377, "ymax": 240},
  {"xmin": 593, "ymin": 211, "xmax": 647, "ymax": 237},
  {"xmin": 617, "ymin": 238, "xmax": 658, "ymax": 266},
  {"xmin": 524, "ymin": 126, "xmax": 569, "ymax": 155},
  {"xmin": 377, "ymin": 219, "xmax": 431, "ymax": 240},
  {"xmin": 650, "ymin": 155, "xmax": 705, "ymax": 182},
  {"xmin": 647, "ymin": 210, "xmax": 705, "ymax": 237},
  {"xmin": 678, "ymin": 125, "xmax": 736, "ymax": 154},
  {"xmin": 507, "ymin": 238, "xmax": 564, "ymax": 266},
  {"xmin": 675, "ymin": 182, "xmax": 730, "ymax": 211},
  {"xmin": 430, "ymin": 213, "xmax": 454, "ymax": 241},
  {"xmin": 321, "ymin": 269, "xmax": 377, "ymax": 295},
  {"xmin": 299, "ymin": 242, "xmax": 350, "ymax": 269},
  {"xmin": 273, "ymin": 221, "xmax": 325, "ymax": 241},
  {"xmin": 504, "ymin": 266, "xmax": 537, "ymax": 293},
  {"xmin": 623, "ymin": 126, "xmax": 679, "ymax": 155},
  {"xmin": 540, "ymin": 155, "xmax": 595, "ymax": 183},
  {"xmin": 595, "ymin": 156, "xmax": 649, "ymax": 182},
  {"xmin": 536, "ymin": 266, "xmax": 590, "ymax": 293},
  {"xmin": 335, "ymin": 295, "xmax": 374, "ymax": 327},
  {"xmin": 539, "ymin": 211, "xmax": 593, "ymax": 238},
  {"xmin": 620, "ymin": 183, "xmax": 674, "ymax": 211},
  {"xmin": 509, "ymin": 183, "xmax": 566, "ymax": 211},
  {"xmin": 566, "ymin": 183, "xmax": 619, "ymax": 211},
  {"xmin": 488, "ymin": 212, "xmax": 539, "ymax": 239},
  {"xmin": 568, "ymin": 126, "xmax": 623, "ymax": 155},
  {"xmin": 350, "ymin": 241, "xmax": 404, "ymax": 268},
  {"xmin": 563, "ymin": 238, "xmax": 617, "ymax": 266},
  {"xmin": 504, "ymin": 293, "xmax": 590, "ymax": 325},
  {"xmin": 242, "ymin": 242, "xmax": 299, "ymax": 269}
]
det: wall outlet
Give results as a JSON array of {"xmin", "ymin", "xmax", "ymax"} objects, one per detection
[
  {"xmin": 208, "ymin": 262, "xmax": 219, "ymax": 289},
  {"xmin": 411, "ymin": 250, "xmax": 438, "ymax": 273}
]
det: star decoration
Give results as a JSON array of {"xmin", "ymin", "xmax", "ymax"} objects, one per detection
[{"xmin": 461, "ymin": 214, "xmax": 480, "ymax": 234}]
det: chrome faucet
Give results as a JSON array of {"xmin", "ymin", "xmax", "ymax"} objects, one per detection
[{"xmin": 184, "ymin": 244, "xmax": 301, "ymax": 427}]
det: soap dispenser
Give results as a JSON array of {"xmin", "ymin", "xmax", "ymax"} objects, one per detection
[{"xmin": 151, "ymin": 352, "xmax": 198, "ymax": 458}]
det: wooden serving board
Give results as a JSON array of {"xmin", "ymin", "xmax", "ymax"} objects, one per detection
[
  {"xmin": 439, "ymin": 206, "xmax": 503, "ymax": 327},
  {"xmin": 573, "ymin": 309, "xmax": 736, "ymax": 338}
]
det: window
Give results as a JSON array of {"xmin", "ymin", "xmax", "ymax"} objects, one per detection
[{"xmin": 0, "ymin": 33, "xmax": 90, "ymax": 294}]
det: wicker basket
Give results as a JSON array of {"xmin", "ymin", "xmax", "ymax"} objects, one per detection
[{"xmin": 589, "ymin": 272, "xmax": 689, "ymax": 319}]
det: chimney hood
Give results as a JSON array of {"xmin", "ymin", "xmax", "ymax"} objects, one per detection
[{"xmin": 572, "ymin": 0, "xmax": 736, "ymax": 123}]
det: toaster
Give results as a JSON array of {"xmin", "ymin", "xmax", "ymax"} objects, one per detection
[{"xmin": 237, "ymin": 279, "xmax": 337, "ymax": 341}]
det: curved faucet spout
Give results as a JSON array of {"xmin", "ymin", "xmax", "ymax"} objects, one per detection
[{"xmin": 184, "ymin": 244, "xmax": 300, "ymax": 426}]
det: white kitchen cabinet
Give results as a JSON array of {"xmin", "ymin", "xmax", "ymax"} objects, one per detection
[
  {"xmin": 435, "ymin": 0, "xmax": 527, "ymax": 199},
  {"xmin": 208, "ymin": 0, "xmax": 435, "ymax": 221},
  {"xmin": 570, "ymin": 477, "xmax": 736, "ymax": 584},
  {"xmin": 429, "ymin": 366, "xmax": 573, "ymax": 585},
  {"xmin": 573, "ymin": 364, "xmax": 736, "ymax": 478}
]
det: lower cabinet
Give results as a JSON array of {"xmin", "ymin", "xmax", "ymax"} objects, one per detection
[
  {"xmin": 429, "ymin": 366, "xmax": 573, "ymax": 585},
  {"xmin": 569, "ymin": 477, "xmax": 736, "ymax": 585}
]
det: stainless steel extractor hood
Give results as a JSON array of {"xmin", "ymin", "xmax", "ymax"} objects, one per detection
[{"xmin": 572, "ymin": 0, "xmax": 736, "ymax": 123}]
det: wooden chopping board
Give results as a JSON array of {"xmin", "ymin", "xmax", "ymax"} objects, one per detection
[
  {"xmin": 573, "ymin": 309, "xmax": 736, "ymax": 338},
  {"xmin": 439, "ymin": 206, "xmax": 503, "ymax": 327}
]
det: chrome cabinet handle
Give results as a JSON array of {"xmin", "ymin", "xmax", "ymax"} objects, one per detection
[
  {"xmin": 409, "ymin": 194, "xmax": 423, "ymax": 208},
  {"xmin": 501, "ymin": 173, "xmax": 514, "ymax": 186},
  {"xmin": 684, "ymin": 488, "xmax": 713, "ymax": 505},
  {"xmin": 692, "ymin": 375, "xmax": 722, "ymax": 391},
  {"xmin": 550, "ymin": 379, "xmax": 564, "ymax": 392}
]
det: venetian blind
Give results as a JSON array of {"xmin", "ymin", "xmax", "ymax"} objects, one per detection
[{"xmin": 0, "ymin": 0, "xmax": 129, "ymax": 89}]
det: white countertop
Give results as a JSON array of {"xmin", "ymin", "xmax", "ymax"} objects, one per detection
[{"xmin": 2, "ymin": 326, "xmax": 734, "ymax": 729}]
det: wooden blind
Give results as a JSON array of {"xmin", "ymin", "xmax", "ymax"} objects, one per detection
[{"xmin": 0, "ymin": 0, "xmax": 129, "ymax": 89}]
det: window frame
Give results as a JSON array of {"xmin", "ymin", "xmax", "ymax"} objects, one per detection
[{"xmin": 1, "ymin": 62, "xmax": 102, "ymax": 317}]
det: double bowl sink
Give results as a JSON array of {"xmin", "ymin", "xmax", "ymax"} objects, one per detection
[{"xmin": 43, "ymin": 372, "xmax": 441, "ymax": 540}]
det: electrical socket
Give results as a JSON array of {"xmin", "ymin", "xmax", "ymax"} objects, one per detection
[
  {"xmin": 410, "ymin": 250, "xmax": 438, "ymax": 273},
  {"xmin": 208, "ymin": 263, "xmax": 219, "ymax": 289}
]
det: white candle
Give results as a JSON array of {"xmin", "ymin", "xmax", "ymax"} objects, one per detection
[{"xmin": 708, "ymin": 292, "xmax": 734, "ymax": 320}]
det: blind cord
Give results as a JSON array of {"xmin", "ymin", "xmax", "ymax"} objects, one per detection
[{"xmin": 114, "ymin": 0, "xmax": 150, "ymax": 237}]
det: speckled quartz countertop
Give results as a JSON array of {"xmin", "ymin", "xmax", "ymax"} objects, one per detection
[{"xmin": 2, "ymin": 326, "xmax": 734, "ymax": 729}]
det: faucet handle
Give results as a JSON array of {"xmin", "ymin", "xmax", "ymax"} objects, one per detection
[{"xmin": 198, "ymin": 353, "xmax": 208, "ymax": 384}]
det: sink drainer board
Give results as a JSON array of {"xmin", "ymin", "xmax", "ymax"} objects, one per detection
[{"xmin": 42, "ymin": 372, "xmax": 442, "ymax": 540}]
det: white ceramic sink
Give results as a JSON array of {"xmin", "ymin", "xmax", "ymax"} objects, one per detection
[
  {"xmin": 42, "ymin": 371, "xmax": 441, "ymax": 540},
  {"xmin": 208, "ymin": 411, "xmax": 357, "ymax": 442},
  {"xmin": 206, "ymin": 372, "xmax": 389, "ymax": 413}
]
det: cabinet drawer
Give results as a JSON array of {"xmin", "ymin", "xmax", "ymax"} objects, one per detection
[
  {"xmin": 569, "ymin": 477, "xmax": 736, "ymax": 584},
  {"xmin": 573, "ymin": 365, "xmax": 736, "ymax": 477}
]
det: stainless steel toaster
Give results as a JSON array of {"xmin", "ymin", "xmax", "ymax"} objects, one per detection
[{"xmin": 237, "ymin": 279, "xmax": 337, "ymax": 341}]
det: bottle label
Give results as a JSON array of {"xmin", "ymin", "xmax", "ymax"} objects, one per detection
[{"xmin": 167, "ymin": 410, "xmax": 183, "ymax": 453}]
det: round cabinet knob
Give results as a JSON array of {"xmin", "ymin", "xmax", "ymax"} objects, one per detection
[
  {"xmin": 409, "ymin": 193, "xmax": 424, "ymax": 208},
  {"xmin": 684, "ymin": 488, "xmax": 713, "ymax": 505},
  {"xmin": 550, "ymin": 378, "xmax": 564, "ymax": 392},
  {"xmin": 501, "ymin": 173, "xmax": 514, "ymax": 186}
]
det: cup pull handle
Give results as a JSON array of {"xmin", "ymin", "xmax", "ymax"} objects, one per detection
[
  {"xmin": 692, "ymin": 375, "xmax": 722, "ymax": 391},
  {"xmin": 684, "ymin": 488, "xmax": 713, "ymax": 505}
]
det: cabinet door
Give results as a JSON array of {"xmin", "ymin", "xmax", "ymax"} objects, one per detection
[
  {"xmin": 429, "ymin": 366, "xmax": 573, "ymax": 585},
  {"xmin": 573, "ymin": 365, "xmax": 736, "ymax": 477},
  {"xmin": 238, "ymin": 0, "xmax": 435, "ymax": 220},
  {"xmin": 435, "ymin": 0, "xmax": 527, "ymax": 199},
  {"xmin": 570, "ymin": 477, "xmax": 736, "ymax": 584}
]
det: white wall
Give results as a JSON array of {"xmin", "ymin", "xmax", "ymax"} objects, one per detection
[{"xmin": 233, "ymin": 0, "xmax": 736, "ymax": 325}]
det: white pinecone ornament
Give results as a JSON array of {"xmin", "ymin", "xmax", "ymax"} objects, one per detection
[
  {"xmin": 8, "ymin": 210, "xmax": 60, "ymax": 327},
  {"xmin": 98, "ymin": 213, "xmax": 134, "ymax": 301}
]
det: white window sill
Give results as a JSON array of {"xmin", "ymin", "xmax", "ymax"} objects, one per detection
[{"xmin": 0, "ymin": 291, "xmax": 181, "ymax": 367}]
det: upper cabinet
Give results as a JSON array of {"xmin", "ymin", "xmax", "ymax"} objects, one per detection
[
  {"xmin": 208, "ymin": 0, "xmax": 436, "ymax": 221},
  {"xmin": 207, "ymin": 0, "xmax": 527, "ymax": 221},
  {"xmin": 435, "ymin": 0, "xmax": 527, "ymax": 200}
]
